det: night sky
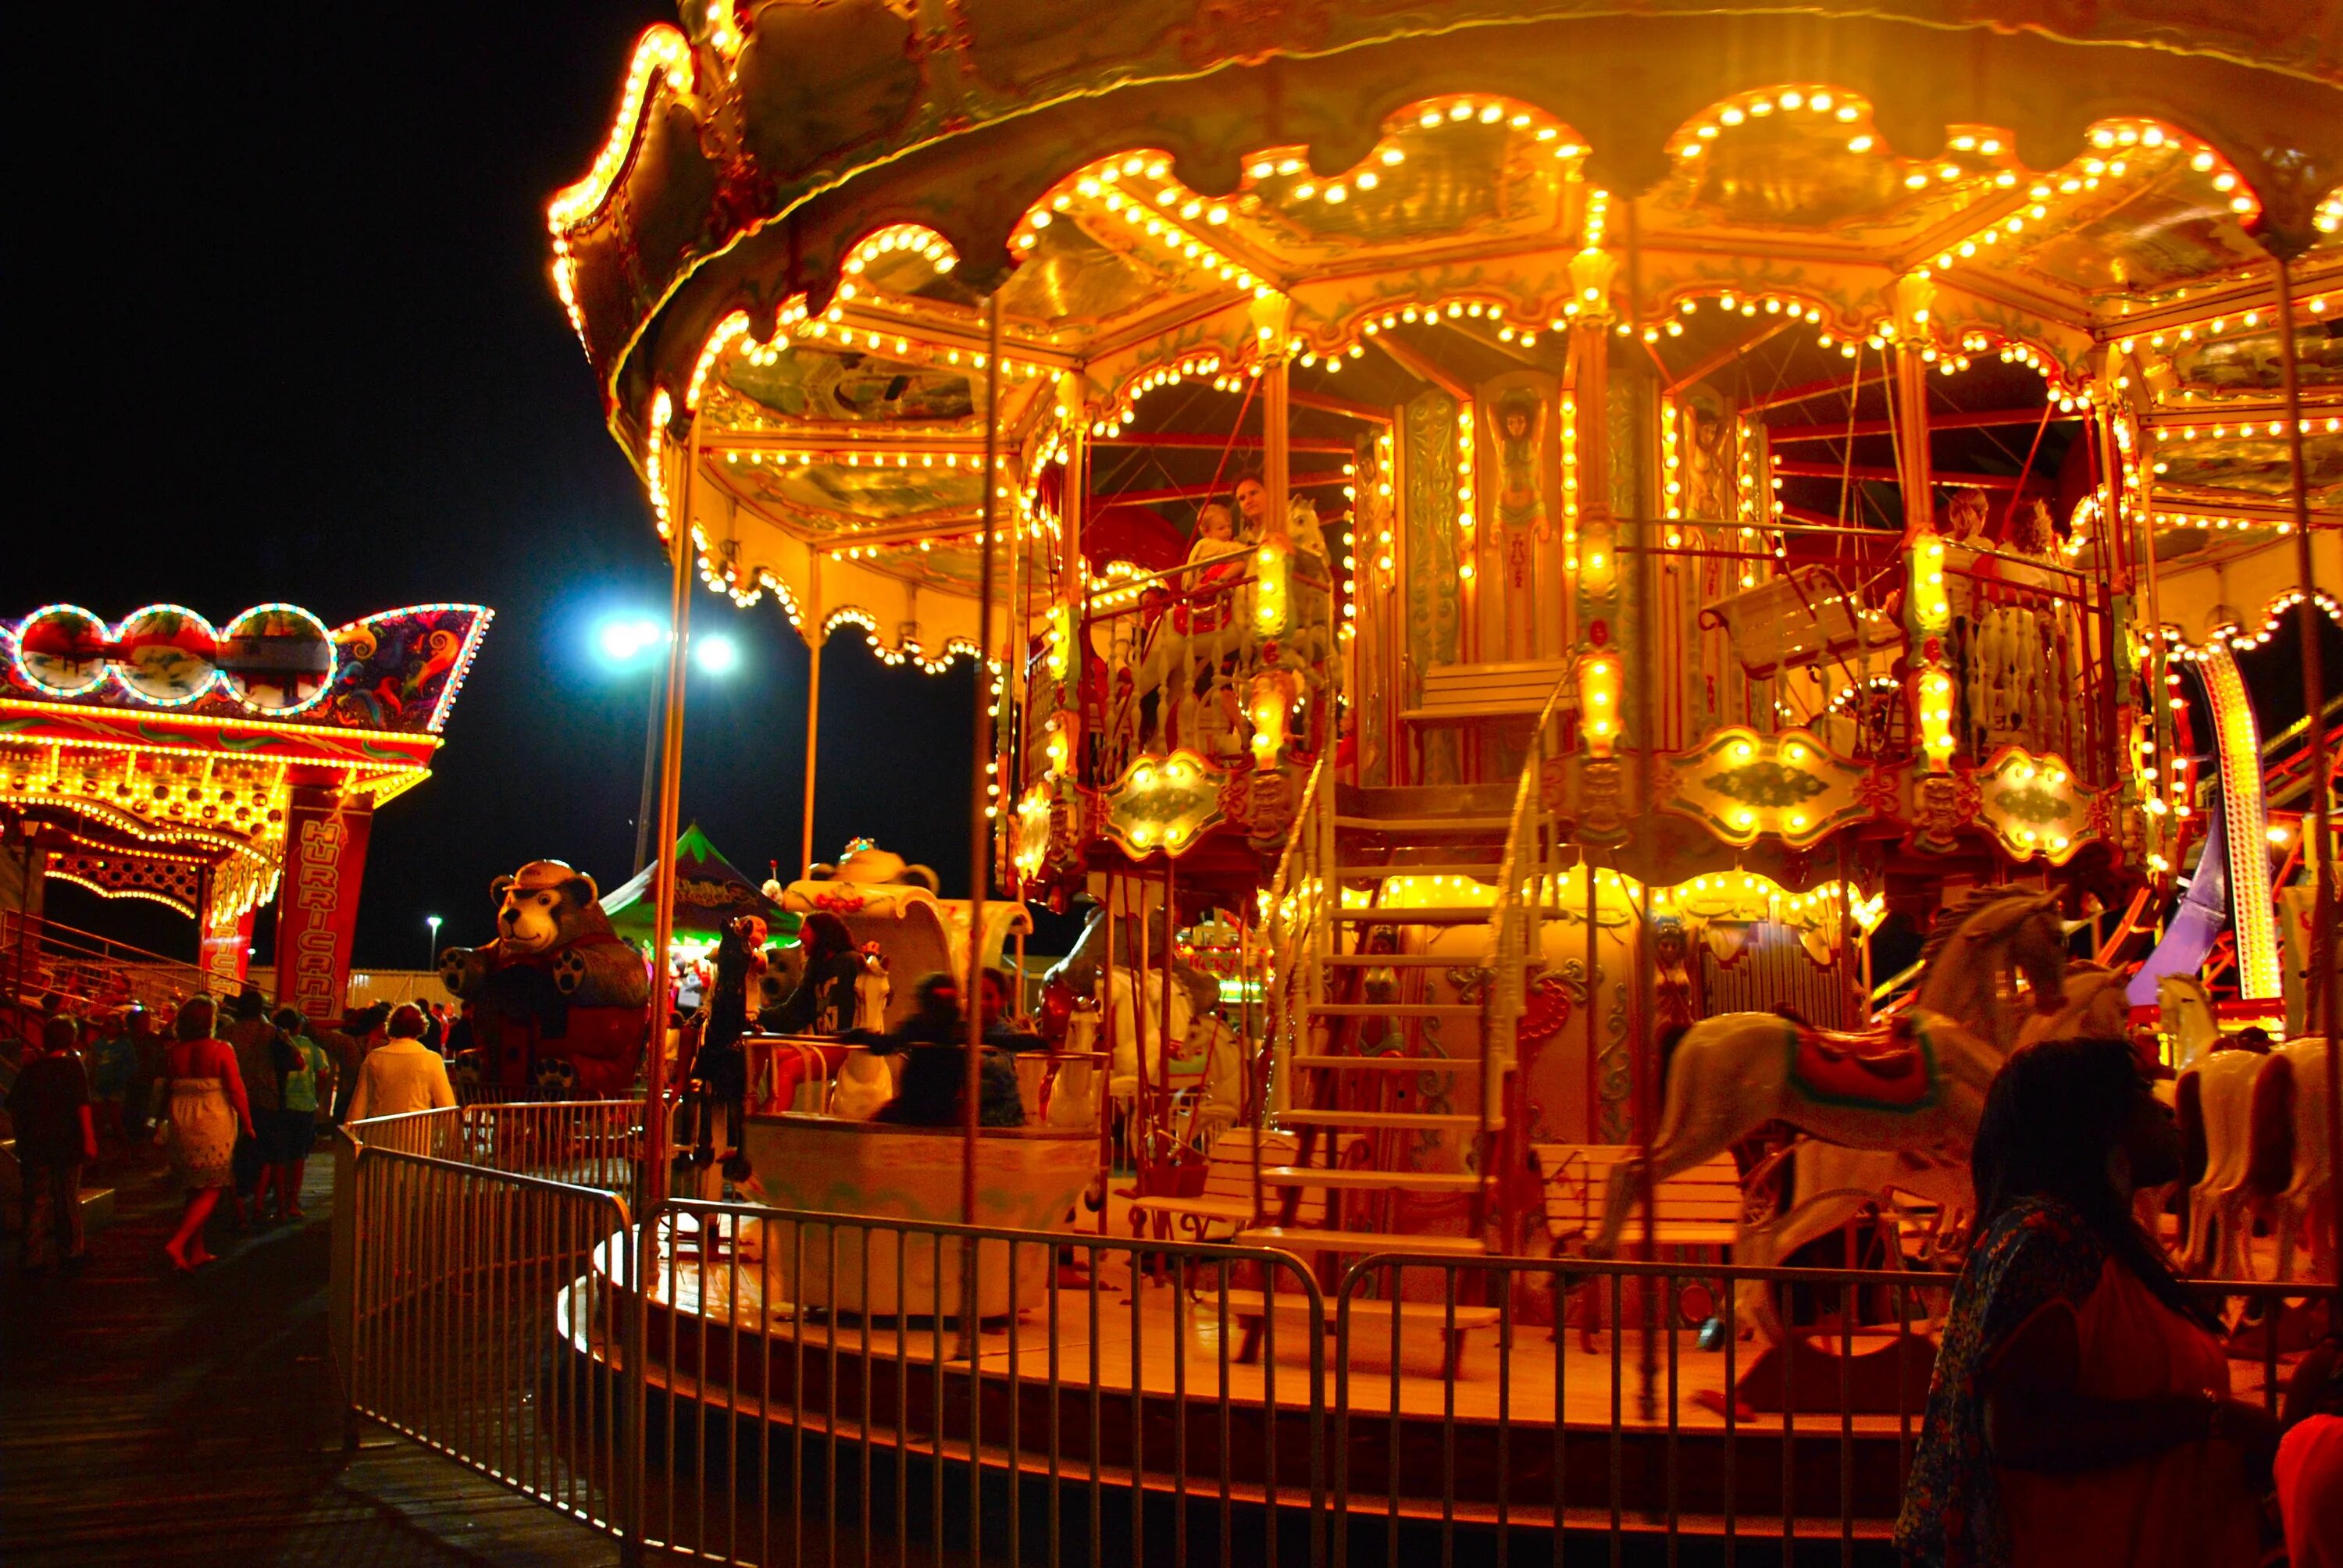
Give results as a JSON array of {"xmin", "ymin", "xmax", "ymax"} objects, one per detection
[
  {"xmin": 9, "ymin": 9, "xmax": 2334, "ymax": 971},
  {"xmin": 10, "ymin": 4, "xmax": 978, "ymax": 968}
]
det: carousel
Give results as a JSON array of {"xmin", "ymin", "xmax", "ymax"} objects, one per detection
[{"xmin": 548, "ymin": 0, "xmax": 2340, "ymax": 1533}]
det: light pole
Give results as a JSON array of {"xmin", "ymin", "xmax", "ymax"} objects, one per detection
[
  {"xmin": 425, "ymin": 914, "xmax": 442, "ymax": 971},
  {"xmin": 596, "ymin": 617, "xmax": 739, "ymax": 872}
]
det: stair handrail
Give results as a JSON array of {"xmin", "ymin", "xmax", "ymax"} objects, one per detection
[
  {"xmin": 1255, "ymin": 751, "xmax": 1331, "ymax": 1223},
  {"xmin": 1482, "ymin": 672, "xmax": 1578, "ymax": 1249}
]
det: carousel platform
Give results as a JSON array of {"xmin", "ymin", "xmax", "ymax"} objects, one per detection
[{"xmin": 562, "ymin": 1217, "xmax": 1917, "ymax": 1540}]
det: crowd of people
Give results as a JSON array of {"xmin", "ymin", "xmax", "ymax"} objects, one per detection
[{"xmin": 3, "ymin": 987, "xmax": 461, "ymax": 1275}]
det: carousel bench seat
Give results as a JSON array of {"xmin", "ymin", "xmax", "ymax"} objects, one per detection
[
  {"xmin": 1216, "ymin": 1288, "xmax": 1502, "ymax": 1377},
  {"xmin": 1398, "ymin": 659, "xmax": 1571, "ymax": 725},
  {"xmin": 1125, "ymin": 1128, "xmax": 1306, "ymax": 1242},
  {"xmin": 1535, "ymin": 1144, "xmax": 1742, "ymax": 1253}
]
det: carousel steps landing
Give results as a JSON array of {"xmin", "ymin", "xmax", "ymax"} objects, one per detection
[
  {"xmin": 1334, "ymin": 815, "xmax": 1510, "ymax": 834},
  {"xmin": 1306, "ymin": 1002, "xmax": 1481, "ymax": 1018},
  {"xmin": 1321, "ymin": 953, "xmax": 1472, "ymax": 967},
  {"xmin": 1217, "ymin": 1287, "xmax": 1503, "ymax": 1333},
  {"xmin": 1259, "ymin": 1166, "xmax": 1483, "ymax": 1193},
  {"xmin": 1289, "ymin": 1053, "xmax": 1482, "ymax": 1070},
  {"xmin": 1334, "ymin": 863, "xmax": 1503, "ymax": 879},
  {"xmin": 1329, "ymin": 907, "xmax": 1489, "ymax": 925},
  {"xmin": 1232, "ymin": 1225, "xmax": 1488, "ymax": 1256},
  {"xmin": 1278, "ymin": 1109, "xmax": 1494, "ymax": 1131}
]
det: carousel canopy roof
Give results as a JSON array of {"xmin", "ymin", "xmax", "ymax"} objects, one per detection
[
  {"xmin": 550, "ymin": 3, "xmax": 2341, "ymax": 661},
  {"xmin": 602, "ymin": 821, "xmax": 793, "ymax": 945}
]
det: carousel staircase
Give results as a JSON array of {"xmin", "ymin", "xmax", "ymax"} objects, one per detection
[{"xmin": 1241, "ymin": 782, "xmax": 1520, "ymax": 1262}]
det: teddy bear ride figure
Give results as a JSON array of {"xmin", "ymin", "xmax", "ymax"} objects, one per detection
[{"xmin": 437, "ymin": 861, "xmax": 653, "ymax": 1099}]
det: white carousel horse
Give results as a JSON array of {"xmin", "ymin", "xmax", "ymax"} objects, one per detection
[
  {"xmin": 1734, "ymin": 960, "xmax": 2136, "ymax": 1338},
  {"xmin": 2178, "ymin": 1046, "xmax": 2267, "ymax": 1278},
  {"xmin": 1595, "ymin": 886, "xmax": 2069, "ymax": 1259},
  {"xmin": 829, "ymin": 1052, "xmax": 896, "ymax": 1121},
  {"xmin": 1044, "ymin": 1053, "xmax": 1100, "ymax": 1129},
  {"xmin": 2157, "ymin": 972, "xmax": 2224, "ymax": 1071},
  {"xmin": 2251, "ymin": 1036, "xmax": 2334, "ymax": 1285},
  {"xmin": 2014, "ymin": 964, "xmax": 2133, "ymax": 1049},
  {"xmin": 852, "ymin": 946, "xmax": 892, "ymax": 1032}
]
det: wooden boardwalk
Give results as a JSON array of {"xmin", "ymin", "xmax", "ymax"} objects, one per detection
[{"xmin": 0, "ymin": 1149, "xmax": 619, "ymax": 1567}]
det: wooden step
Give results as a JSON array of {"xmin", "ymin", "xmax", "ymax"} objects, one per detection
[
  {"xmin": 1233, "ymin": 1225, "xmax": 1488, "ymax": 1256},
  {"xmin": 1258, "ymin": 1166, "xmax": 1483, "ymax": 1192},
  {"xmin": 1277, "ymin": 1109, "xmax": 1496, "ymax": 1131},
  {"xmin": 1334, "ymin": 815, "xmax": 1510, "ymax": 833},
  {"xmin": 1329, "ymin": 907, "xmax": 1489, "ymax": 925},
  {"xmin": 1215, "ymin": 1288, "xmax": 1502, "ymax": 1327},
  {"xmin": 1334, "ymin": 863, "xmax": 1503, "ymax": 879},
  {"xmin": 1322, "ymin": 954, "xmax": 1471, "ymax": 968},
  {"xmin": 1306, "ymin": 1003, "xmax": 1481, "ymax": 1017},
  {"xmin": 1289, "ymin": 1053, "xmax": 1483, "ymax": 1071}
]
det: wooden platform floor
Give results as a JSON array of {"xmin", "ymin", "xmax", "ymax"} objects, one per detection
[
  {"xmin": 0, "ymin": 1146, "xmax": 619, "ymax": 1567},
  {"xmin": 641, "ymin": 1237, "xmax": 1930, "ymax": 1440}
]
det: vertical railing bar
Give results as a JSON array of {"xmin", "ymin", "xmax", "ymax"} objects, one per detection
[
  {"xmin": 1047, "ymin": 1239, "xmax": 1063, "ymax": 1568},
  {"xmin": 1839, "ymin": 1288, "xmax": 1853, "ymax": 1568},
  {"xmin": 1665, "ymin": 1267, "xmax": 1680, "ymax": 1564},
  {"xmin": 1388, "ymin": 1263, "xmax": 1403, "ymax": 1568},
  {"xmin": 1129, "ymin": 1235, "xmax": 1145, "ymax": 1568},
  {"xmin": 1174, "ymin": 1245, "xmax": 1189, "ymax": 1568},
  {"xmin": 930, "ymin": 1231, "xmax": 945, "ymax": 1568},
  {"xmin": 1608, "ymin": 1273, "xmax": 1623, "ymax": 1566},
  {"xmin": 1553, "ymin": 1257, "xmax": 1566, "ymax": 1568},
  {"xmin": 1779, "ymin": 1274, "xmax": 1793, "ymax": 1568},
  {"xmin": 1441, "ymin": 1266, "xmax": 1458, "ymax": 1568},
  {"xmin": 1218, "ymin": 1257, "xmax": 1234, "ymax": 1568},
  {"xmin": 1088, "ymin": 1242, "xmax": 1103, "ymax": 1568},
  {"xmin": 1008, "ymin": 1238, "xmax": 1024, "ymax": 1568},
  {"xmin": 1723, "ymin": 1270, "xmax": 1738, "ymax": 1565}
]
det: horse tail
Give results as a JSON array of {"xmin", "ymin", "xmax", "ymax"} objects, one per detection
[
  {"xmin": 2246, "ymin": 1053, "xmax": 2297, "ymax": 1197},
  {"xmin": 2175, "ymin": 1069, "xmax": 2208, "ymax": 1192}
]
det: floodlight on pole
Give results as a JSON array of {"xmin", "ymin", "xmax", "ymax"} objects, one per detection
[{"xmin": 425, "ymin": 914, "xmax": 443, "ymax": 971}]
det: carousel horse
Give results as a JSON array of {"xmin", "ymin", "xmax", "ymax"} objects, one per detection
[
  {"xmin": 2249, "ymin": 1036, "xmax": 2335, "ymax": 1284},
  {"xmin": 1732, "ymin": 959, "xmax": 2130, "ymax": 1338},
  {"xmin": 2158, "ymin": 972, "xmax": 2224, "ymax": 1071},
  {"xmin": 2014, "ymin": 964, "xmax": 2134, "ymax": 1049},
  {"xmin": 1595, "ymin": 886, "xmax": 2068, "ymax": 1269},
  {"xmin": 2177, "ymin": 1046, "xmax": 2270, "ymax": 1278}
]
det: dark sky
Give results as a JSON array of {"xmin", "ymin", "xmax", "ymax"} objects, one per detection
[{"xmin": 10, "ymin": 4, "xmax": 979, "ymax": 968}]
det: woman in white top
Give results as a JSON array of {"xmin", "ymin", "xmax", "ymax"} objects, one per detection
[{"xmin": 344, "ymin": 1003, "xmax": 457, "ymax": 1121}]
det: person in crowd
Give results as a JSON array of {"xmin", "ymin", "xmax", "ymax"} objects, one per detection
[
  {"xmin": 159, "ymin": 996, "xmax": 251, "ymax": 1272},
  {"xmin": 267, "ymin": 1007, "xmax": 328, "ymax": 1220},
  {"xmin": 1895, "ymin": 1035, "xmax": 2273, "ymax": 1568},
  {"xmin": 8, "ymin": 1017, "xmax": 98, "ymax": 1274},
  {"xmin": 85, "ymin": 1009, "xmax": 137, "ymax": 1153},
  {"xmin": 223, "ymin": 989, "xmax": 281, "ymax": 1226},
  {"xmin": 442, "ymin": 1000, "xmax": 474, "ymax": 1061},
  {"xmin": 344, "ymin": 1003, "xmax": 456, "ymax": 1121},
  {"xmin": 419, "ymin": 1001, "xmax": 444, "ymax": 1053},
  {"xmin": 853, "ymin": 971, "xmax": 1042, "ymax": 1129},
  {"xmin": 315, "ymin": 1009, "xmax": 362, "ymax": 1124},
  {"xmin": 2277, "ymin": 1336, "xmax": 2343, "ymax": 1566},
  {"xmin": 685, "ymin": 916, "xmax": 764, "ymax": 1174},
  {"xmin": 774, "ymin": 913, "xmax": 862, "ymax": 1035},
  {"xmin": 121, "ymin": 1007, "xmax": 163, "ymax": 1140}
]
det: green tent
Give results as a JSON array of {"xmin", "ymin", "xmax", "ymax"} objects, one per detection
[{"xmin": 601, "ymin": 823, "xmax": 797, "ymax": 950}]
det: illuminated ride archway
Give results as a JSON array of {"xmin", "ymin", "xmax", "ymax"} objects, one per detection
[{"xmin": 1, "ymin": 600, "xmax": 490, "ymax": 1020}]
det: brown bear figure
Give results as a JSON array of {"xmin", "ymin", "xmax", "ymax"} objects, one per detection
[{"xmin": 439, "ymin": 861, "xmax": 651, "ymax": 1098}]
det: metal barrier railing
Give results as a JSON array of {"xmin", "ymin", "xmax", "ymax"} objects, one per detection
[
  {"xmin": 341, "ymin": 1140, "xmax": 635, "ymax": 1531},
  {"xmin": 632, "ymin": 1199, "xmax": 1329, "ymax": 1568},
  {"xmin": 333, "ymin": 1106, "xmax": 2338, "ymax": 1566}
]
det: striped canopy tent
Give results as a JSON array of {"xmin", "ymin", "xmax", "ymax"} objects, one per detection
[{"xmin": 603, "ymin": 822, "xmax": 795, "ymax": 948}]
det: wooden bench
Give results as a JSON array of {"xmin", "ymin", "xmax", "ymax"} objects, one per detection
[
  {"xmin": 1396, "ymin": 660, "xmax": 1568, "ymax": 782},
  {"xmin": 1124, "ymin": 1128, "xmax": 1311, "ymax": 1244},
  {"xmin": 1535, "ymin": 1143, "xmax": 1742, "ymax": 1349},
  {"xmin": 1215, "ymin": 1288, "xmax": 1502, "ymax": 1378}
]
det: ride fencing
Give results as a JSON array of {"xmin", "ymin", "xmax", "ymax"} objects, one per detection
[{"xmin": 333, "ymin": 1117, "xmax": 2336, "ymax": 1566}]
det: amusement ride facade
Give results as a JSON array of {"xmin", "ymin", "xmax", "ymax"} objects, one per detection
[{"xmin": 355, "ymin": 0, "xmax": 2343, "ymax": 1546}]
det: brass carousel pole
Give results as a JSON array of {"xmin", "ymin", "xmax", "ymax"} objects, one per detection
[
  {"xmin": 801, "ymin": 554, "xmax": 823, "ymax": 880},
  {"xmin": 965, "ymin": 293, "xmax": 1003, "ymax": 1239},
  {"xmin": 644, "ymin": 416, "xmax": 701, "ymax": 1212},
  {"xmin": 2271, "ymin": 256, "xmax": 2341, "ymax": 1269}
]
